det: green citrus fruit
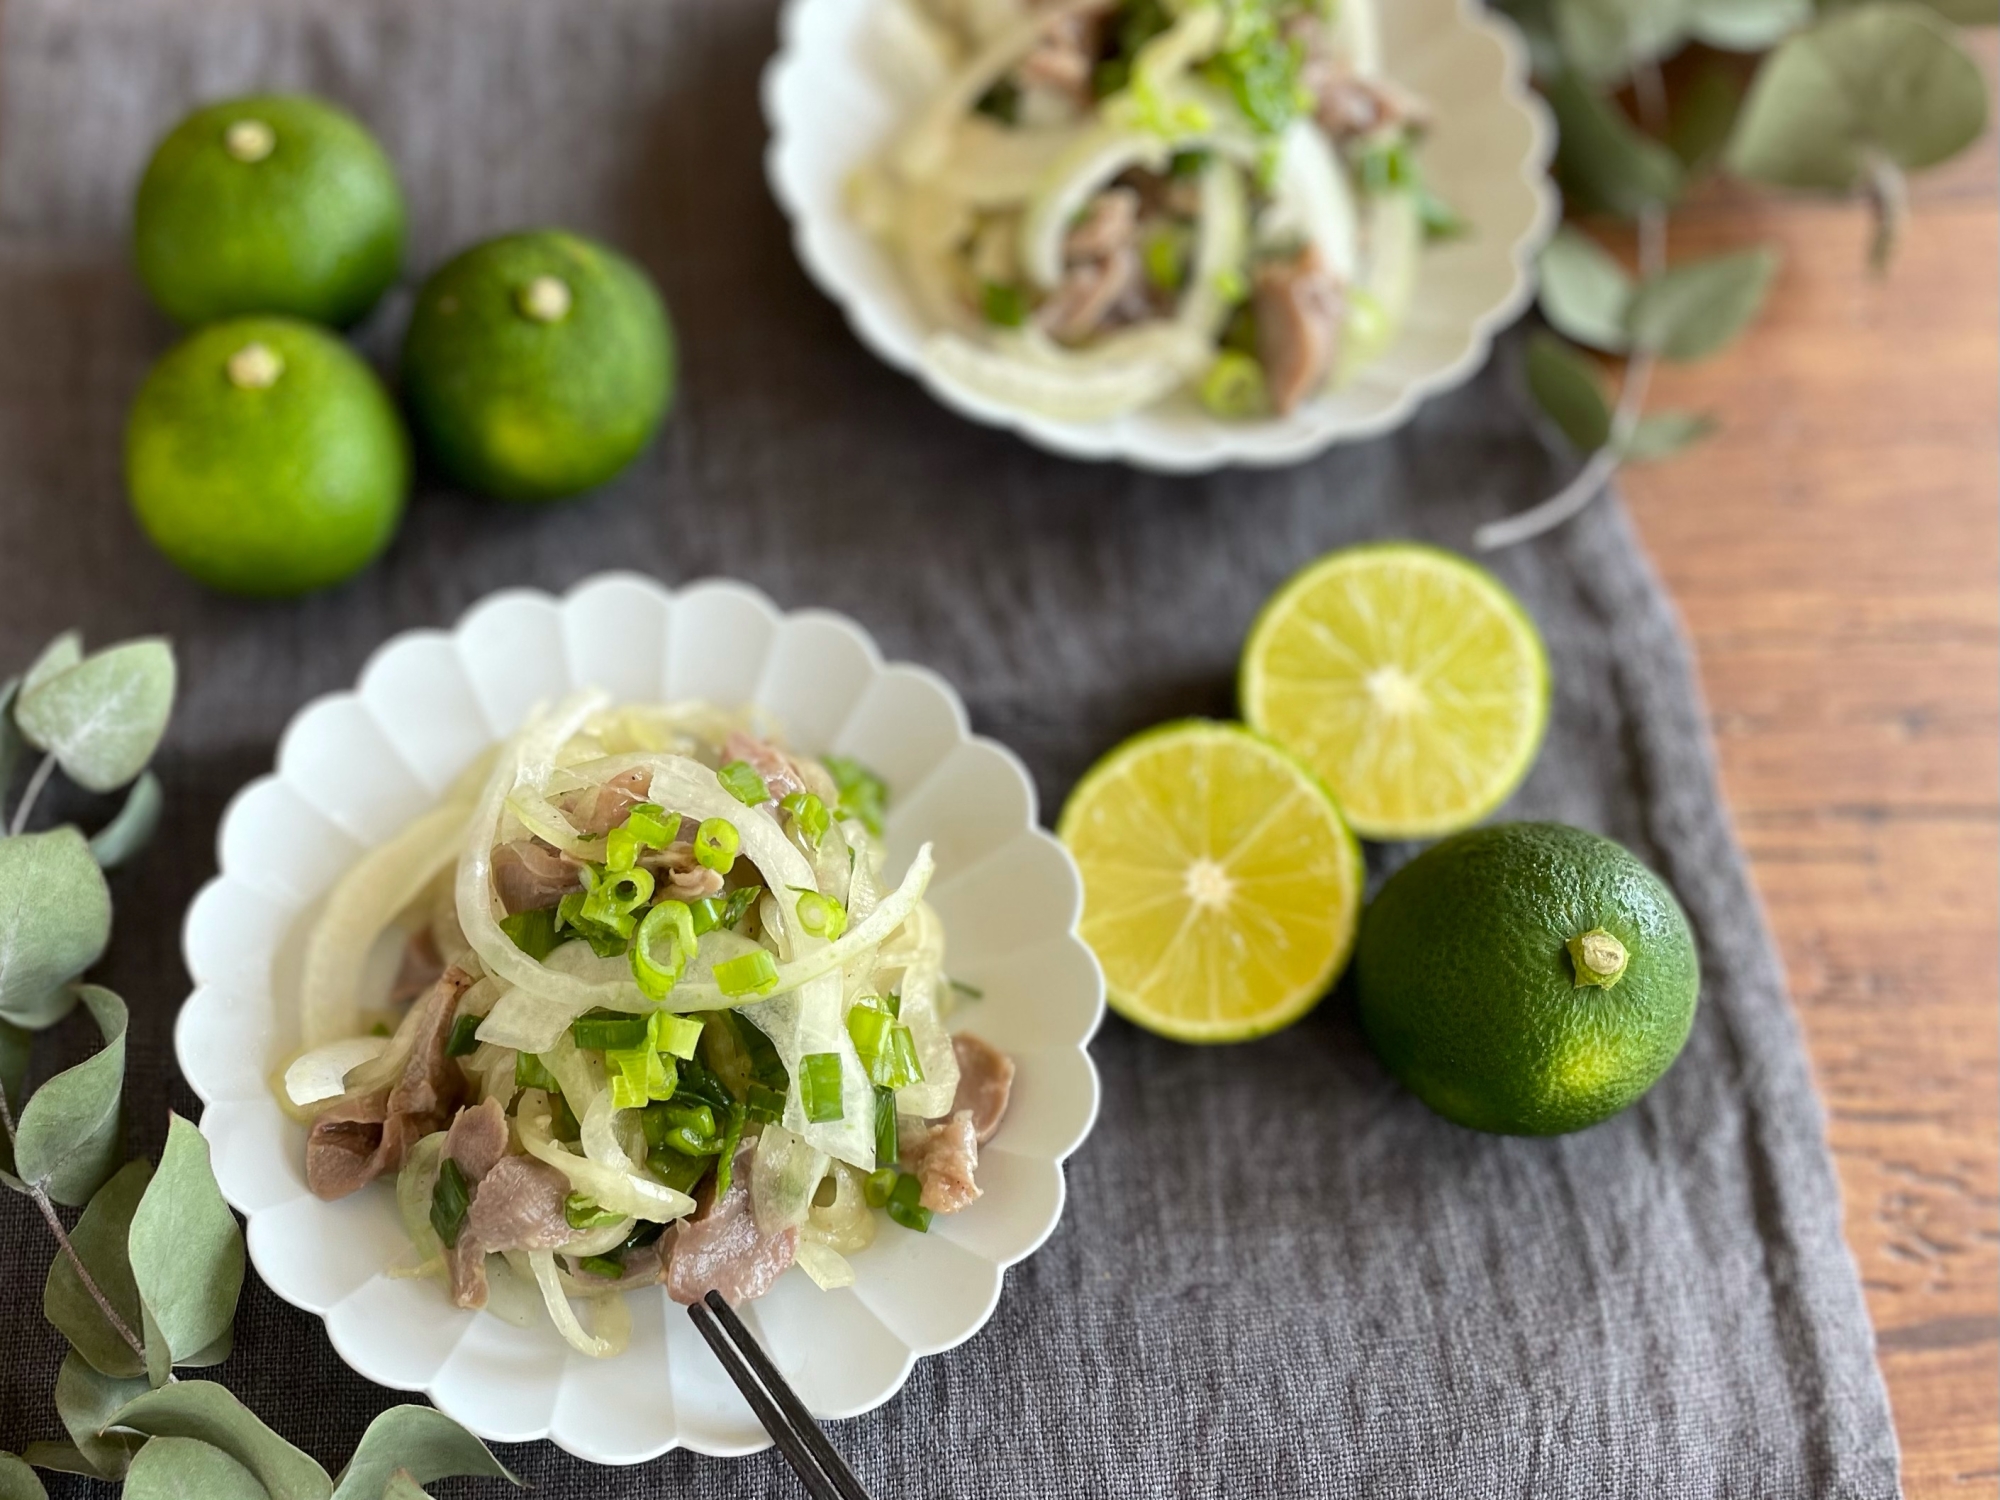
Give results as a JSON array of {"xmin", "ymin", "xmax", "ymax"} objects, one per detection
[
  {"xmin": 1057, "ymin": 720, "xmax": 1364, "ymax": 1043},
  {"xmin": 125, "ymin": 317, "xmax": 408, "ymax": 597},
  {"xmin": 399, "ymin": 230, "xmax": 675, "ymax": 503},
  {"xmin": 133, "ymin": 94, "xmax": 405, "ymax": 328},
  {"xmin": 1355, "ymin": 821, "xmax": 1700, "ymax": 1136},
  {"xmin": 1241, "ymin": 542, "xmax": 1550, "ymax": 841}
]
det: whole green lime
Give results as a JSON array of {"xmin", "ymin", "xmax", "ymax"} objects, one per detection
[
  {"xmin": 133, "ymin": 93, "xmax": 405, "ymax": 327},
  {"xmin": 399, "ymin": 230, "xmax": 675, "ymax": 503},
  {"xmin": 126, "ymin": 317, "xmax": 408, "ymax": 596},
  {"xmin": 1355, "ymin": 822, "xmax": 1699, "ymax": 1136}
]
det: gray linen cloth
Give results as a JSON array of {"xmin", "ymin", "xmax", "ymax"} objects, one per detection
[{"xmin": 0, "ymin": 0, "xmax": 1900, "ymax": 1494}]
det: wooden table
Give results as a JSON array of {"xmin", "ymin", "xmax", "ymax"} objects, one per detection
[{"xmin": 1616, "ymin": 40, "xmax": 1999, "ymax": 1498}]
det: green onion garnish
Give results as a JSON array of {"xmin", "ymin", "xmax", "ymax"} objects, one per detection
[
  {"xmin": 578, "ymin": 1254, "xmax": 626, "ymax": 1280},
  {"xmin": 864, "ymin": 1167, "xmax": 896, "ymax": 1208},
  {"xmin": 980, "ymin": 281, "xmax": 1029, "ymax": 328},
  {"xmin": 675, "ymin": 1053, "xmax": 736, "ymax": 1114},
  {"xmin": 794, "ymin": 888, "xmax": 847, "ymax": 940},
  {"xmin": 369, "ymin": 1021, "xmax": 391, "ymax": 1038},
  {"xmin": 723, "ymin": 885, "xmax": 762, "ymax": 929},
  {"xmin": 846, "ymin": 1003, "xmax": 892, "ymax": 1069},
  {"xmin": 716, "ymin": 761, "xmax": 769, "ymax": 806},
  {"xmin": 515, "ymin": 1051, "xmax": 561, "ymax": 1094},
  {"xmin": 606, "ymin": 1045, "xmax": 676, "ymax": 1109},
  {"xmin": 631, "ymin": 899, "xmax": 696, "ymax": 1001},
  {"xmin": 499, "ymin": 906, "xmax": 561, "ymax": 960},
  {"xmin": 713, "ymin": 949, "xmax": 780, "ymax": 999},
  {"xmin": 444, "ymin": 1012, "xmax": 483, "ymax": 1057},
  {"xmin": 874, "ymin": 1085, "xmax": 898, "ymax": 1169},
  {"xmin": 609, "ymin": 802, "xmax": 678, "ymax": 869},
  {"xmin": 850, "ymin": 1005, "xmax": 923, "ymax": 1091},
  {"xmin": 781, "ymin": 791, "xmax": 829, "ymax": 848},
  {"xmin": 885, "ymin": 1171, "xmax": 932, "ymax": 1233},
  {"xmin": 800, "ymin": 1052, "xmax": 845, "ymax": 1124},
  {"xmin": 948, "ymin": 979, "xmax": 984, "ymax": 1001},
  {"xmin": 651, "ymin": 1009, "xmax": 705, "ymax": 1061},
  {"xmin": 643, "ymin": 1099, "xmax": 720, "ymax": 1156},
  {"xmin": 884, "ymin": 988, "xmax": 902, "ymax": 1019},
  {"xmin": 549, "ymin": 1090, "xmax": 582, "ymax": 1143},
  {"xmin": 710, "ymin": 1100, "xmax": 749, "ymax": 1197},
  {"xmin": 429, "ymin": 1158, "xmax": 471, "ymax": 1248},
  {"xmin": 581, "ymin": 863, "xmax": 654, "ymax": 930},
  {"xmin": 649, "ymin": 1148, "xmax": 713, "ymax": 1196},
  {"xmin": 688, "ymin": 894, "xmax": 725, "ymax": 936},
  {"xmin": 564, "ymin": 1194, "xmax": 622, "ymax": 1230},
  {"xmin": 821, "ymin": 755, "xmax": 889, "ymax": 836},
  {"xmin": 693, "ymin": 817, "xmax": 740, "ymax": 874},
  {"xmin": 745, "ymin": 1083, "xmax": 786, "ymax": 1124},
  {"xmin": 571, "ymin": 1009, "xmax": 651, "ymax": 1052}
]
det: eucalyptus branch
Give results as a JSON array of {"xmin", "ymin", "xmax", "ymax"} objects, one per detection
[
  {"xmin": 8, "ymin": 752, "xmax": 56, "ymax": 837},
  {"xmin": 0, "ymin": 1081, "xmax": 150, "ymax": 1368}
]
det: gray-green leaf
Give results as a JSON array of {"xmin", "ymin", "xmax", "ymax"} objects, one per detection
[
  {"xmin": 1727, "ymin": 4, "xmax": 1989, "ymax": 190},
  {"xmin": 0, "ymin": 1017, "xmax": 28, "ymax": 1186},
  {"xmin": 381, "ymin": 1475, "xmax": 432, "ymax": 1500},
  {"xmin": 19, "ymin": 1442, "xmax": 100, "ymax": 1479},
  {"xmin": 0, "ymin": 680, "xmax": 24, "ymax": 822},
  {"xmin": 130, "ymin": 1113, "xmax": 245, "ymax": 1374},
  {"xmin": 14, "ymin": 985, "xmax": 126, "ymax": 1205},
  {"xmin": 1539, "ymin": 227, "xmax": 1635, "ymax": 352},
  {"xmin": 14, "ymin": 639, "xmax": 176, "ymax": 794},
  {"xmin": 1548, "ymin": 71, "xmax": 1684, "ymax": 219},
  {"xmin": 0, "ymin": 828, "xmax": 111, "ymax": 1028},
  {"xmin": 21, "ymin": 635, "xmax": 81, "ymax": 698},
  {"xmin": 110, "ymin": 1383, "xmax": 331, "ymax": 1500},
  {"xmin": 1688, "ymin": 0, "xmax": 1813, "ymax": 49},
  {"xmin": 122, "ymin": 1436, "xmax": 271, "ymax": 1500},
  {"xmin": 1622, "ymin": 410, "xmax": 1718, "ymax": 460},
  {"xmin": 1626, "ymin": 246, "xmax": 1780, "ymax": 359},
  {"xmin": 0, "ymin": 1453, "xmax": 47, "ymax": 1500},
  {"xmin": 330, "ymin": 1407, "xmax": 517, "ymax": 1500},
  {"xmin": 53, "ymin": 1347, "xmax": 149, "ymax": 1478},
  {"xmin": 44, "ymin": 1158, "xmax": 149, "ymax": 1378},
  {"xmin": 1669, "ymin": 58, "xmax": 1748, "ymax": 172},
  {"xmin": 91, "ymin": 770, "xmax": 163, "ymax": 871},
  {"xmin": 1526, "ymin": 332, "xmax": 1615, "ymax": 452},
  {"xmin": 1551, "ymin": 0, "xmax": 1683, "ymax": 82}
]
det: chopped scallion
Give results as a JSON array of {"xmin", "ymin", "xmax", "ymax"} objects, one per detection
[
  {"xmin": 631, "ymin": 899, "xmax": 696, "ymax": 1001},
  {"xmin": 694, "ymin": 817, "xmax": 740, "ymax": 874},
  {"xmin": 430, "ymin": 1158, "xmax": 471, "ymax": 1248},
  {"xmin": 643, "ymin": 1099, "xmax": 719, "ymax": 1156},
  {"xmin": 578, "ymin": 1254, "xmax": 626, "ymax": 1280},
  {"xmin": 821, "ymin": 755, "xmax": 888, "ymax": 836},
  {"xmin": 571, "ymin": 1009, "xmax": 651, "ymax": 1052},
  {"xmin": 711, "ymin": 1100, "xmax": 749, "ymax": 1197},
  {"xmin": 713, "ymin": 948, "xmax": 780, "ymax": 999},
  {"xmin": 515, "ymin": 1051, "xmax": 560, "ymax": 1094},
  {"xmin": 794, "ymin": 888, "xmax": 847, "ymax": 940},
  {"xmin": 717, "ymin": 760, "xmax": 769, "ymax": 806},
  {"xmin": 781, "ymin": 791, "xmax": 829, "ymax": 848},
  {"xmin": 649, "ymin": 1148, "xmax": 713, "ymax": 1196},
  {"xmin": 874, "ymin": 1085, "xmax": 898, "ymax": 1169},
  {"xmin": 722, "ymin": 885, "xmax": 762, "ymax": 929},
  {"xmin": 650, "ymin": 1009, "xmax": 705, "ymax": 1061},
  {"xmin": 948, "ymin": 978, "xmax": 984, "ymax": 1000},
  {"xmin": 499, "ymin": 906, "xmax": 561, "ymax": 960},
  {"xmin": 980, "ymin": 281, "xmax": 1029, "ymax": 328},
  {"xmin": 800, "ymin": 1052, "xmax": 845, "ymax": 1123},
  {"xmin": 866, "ymin": 1022, "xmax": 924, "ymax": 1091},
  {"xmin": 885, "ymin": 1170, "xmax": 932, "ymax": 1233},
  {"xmin": 564, "ymin": 1194, "xmax": 622, "ymax": 1230},
  {"xmin": 688, "ymin": 894, "xmax": 725, "ymax": 936},
  {"xmin": 444, "ymin": 1012, "xmax": 483, "ymax": 1057},
  {"xmin": 864, "ymin": 1168, "xmax": 897, "ymax": 1209},
  {"xmin": 846, "ymin": 1004, "xmax": 892, "ymax": 1069}
]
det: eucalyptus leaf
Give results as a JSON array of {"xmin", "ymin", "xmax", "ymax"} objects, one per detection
[
  {"xmin": 130, "ymin": 1113, "xmax": 245, "ymax": 1374},
  {"xmin": 43, "ymin": 1158, "xmax": 149, "ymax": 1379},
  {"xmin": 90, "ymin": 770, "xmax": 163, "ymax": 871},
  {"xmin": 1539, "ymin": 227, "xmax": 1635, "ymax": 352},
  {"xmin": 181, "ymin": 1324, "xmax": 235, "ymax": 1368},
  {"xmin": 1626, "ymin": 246, "xmax": 1780, "ymax": 359},
  {"xmin": 1914, "ymin": 0, "xmax": 1998, "ymax": 19},
  {"xmin": 19, "ymin": 1442, "xmax": 99, "ymax": 1479},
  {"xmin": 1622, "ymin": 409, "xmax": 1718, "ymax": 460},
  {"xmin": 0, "ymin": 1454, "xmax": 46, "ymax": 1500},
  {"xmin": 21, "ymin": 635, "xmax": 81, "ymax": 698},
  {"xmin": 1688, "ymin": 0, "xmax": 1813, "ymax": 49},
  {"xmin": 1526, "ymin": 332, "xmax": 1615, "ymax": 452},
  {"xmin": 53, "ymin": 1347, "xmax": 148, "ymax": 1479},
  {"xmin": 1727, "ymin": 4, "xmax": 1989, "ymax": 190},
  {"xmin": 330, "ymin": 1407, "xmax": 517, "ymax": 1500},
  {"xmin": 0, "ymin": 679, "xmax": 24, "ymax": 822},
  {"xmin": 142, "ymin": 1302, "xmax": 172, "ymax": 1390},
  {"xmin": 381, "ymin": 1475, "xmax": 432, "ymax": 1500},
  {"xmin": 109, "ymin": 1383, "xmax": 332, "ymax": 1500},
  {"xmin": 0, "ymin": 1016, "xmax": 28, "ymax": 1187},
  {"xmin": 1548, "ymin": 71, "xmax": 1683, "ymax": 219},
  {"xmin": 122, "ymin": 1436, "xmax": 271, "ymax": 1500},
  {"xmin": 14, "ymin": 639, "xmax": 176, "ymax": 794},
  {"xmin": 1670, "ymin": 58, "xmax": 1748, "ymax": 171},
  {"xmin": 14, "ymin": 985, "xmax": 126, "ymax": 1205},
  {"xmin": 0, "ymin": 827, "xmax": 111, "ymax": 1028},
  {"xmin": 1552, "ymin": 0, "xmax": 1684, "ymax": 82}
]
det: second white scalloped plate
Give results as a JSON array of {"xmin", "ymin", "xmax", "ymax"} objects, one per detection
[
  {"xmin": 763, "ymin": 0, "xmax": 1557, "ymax": 470},
  {"xmin": 175, "ymin": 574, "xmax": 1105, "ymax": 1464}
]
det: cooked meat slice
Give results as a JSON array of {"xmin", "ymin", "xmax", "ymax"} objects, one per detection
[
  {"xmin": 898, "ymin": 1109, "xmax": 982, "ymax": 1214},
  {"xmin": 306, "ymin": 968, "xmax": 474, "ymax": 1200},
  {"xmin": 949, "ymin": 1034, "xmax": 1016, "ymax": 1145},
  {"xmin": 1065, "ymin": 186, "xmax": 1140, "ymax": 261},
  {"xmin": 559, "ymin": 766, "xmax": 653, "ymax": 836},
  {"xmin": 1018, "ymin": 10, "xmax": 1101, "ymax": 103},
  {"xmin": 1254, "ymin": 247, "xmax": 1345, "ymax": 415},
  {"xmin": 389, "ymin": 926, "xmax": 444, "ymax": 1007},
  {"xmin": 1036, "ymin": 188, "xmax": 1145, "ymax": 344},
  {"xmin": 490, "ymin": 838, "xmax": 584, "ymax": 915},
  {"xmin": 665, "ymin": 1145, "xmax": 799, "ymax": 1305},
  {"xmin": 721, "ymin": 730, "xmax": 837, "ymax": 807},
  {"xmin": 1312, "ymin": 67, "xmax": 1430, "ymax": 139},
  {"xmin": 637, "ymin": 842, "xmax": 727, "ymax": 901},
  {"xmin": 445, "ymin": 1098, "xmax": 510, "ymax": 1184},
  {"xmin": 446, "ymin": 1155, "xmax": 576, "ymax": 1310}
]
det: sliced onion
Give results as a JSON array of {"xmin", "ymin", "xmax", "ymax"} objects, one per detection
[
  {"xmin": 517, "ymin": 1090, "xmax": 695, "ymax": 1224},
  {"xmin": 891, "ymin": 963, "xmax": 961, "ymax": 1120},
  {"xmin": 396, "ymin": 1131, "xmax": 448, "ymax": 1267},
  {"xmin": 561, "ymin": 1215, "xmax": 638, "ymax": 1259},
  {"xmin": 793, "ymin": 1241, "xmax": 856, "ymax": 1291},
  {"xmin": 803, "ymin": 1163, "xmax": 878, "ymax": 1255},
  {"xmin": 752, "ymin": 1125, "xmax": 832, "ymax": 1237},
  {"xmin": 528, "ymin": 1249, "xmax": 626, "ymax": 1358},
  {"xmin": 282, "ymin": 1036, "xmax": 389, "ymax": 1108}
]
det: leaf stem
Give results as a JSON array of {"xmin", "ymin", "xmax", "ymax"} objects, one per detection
[
  {"xmin": 0, "ymin": 1080, "xmax": 149, "ymax": 1367},
  {"xmin": 1863, "ymin": 150, "xmax": 1906, "ymax": 274},
  {"xmin": 9, "ymin": 752, "xmax": 56, "ymax": 837}
]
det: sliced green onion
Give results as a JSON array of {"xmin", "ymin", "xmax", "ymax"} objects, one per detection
[
  {"xmin": 800, "ymin": 1051, "xmax": 845, "ymax": 1124},
  {"xmin": 1199, "ymin": 350, "xmax": 1267, "ymax": 420},
  {"xmin": 674, "ymin": 1054, "xmax": 735, "ymax": 1114},
  {"xmin": 780, "ymin": 792, "xmax": 829, "ymax": 848},
  {"xmin": 884, "ymin": 989, "xmax": 903, "ymax": 1019},
  {"xmin": 631, "ymin": 899, "xmax": 696, "ymax": 1001},
  {"xmin": 650, "ymin": 1009, "xmax": 705, "ymax": 1061},
  {"xmin": 949, "ymin": 979, "xmax": 984, "ymax": 1001},
  {"xmin": 571, "ymin": 1009, "xmax": 651, "ymax": 1052},
  {"xmin": 644, "ymin": 1099, "xmax": 719, "ymax": 1156},
  {"xmin": 713, "ymin": 949, "xmax": 780, "ymax": 999},
  {"xmin": 874, "ymin": 1086, "xmax": 898, "ymax": 1169},
  {"xmin": 549, "ymin": 1091, "xmax": 582, "ymax": 1143},
  {"xmin": 626, "ymin": 802, "xmax": 677, "ymax": 847},
  {"xmin": 369, "ymin": 1021, "xmax": 391, "ymax": 1038},
  {"xmin": 980, "ymin": 280, "xmax": 1029, "ymax": 328},
  {"xmin": 885, "ymin": 1170, "xmax": 932, "ymax": 1233},
  {"xmin": 430, "ymin": 1158, "xmax": 471, "ymax": 1248},
  {"xmin": 694, "ymin": 817, "xmax": 740, "ymax": 874},
  {"xmin": 578, "ymin": 1254, "xmax": 626, "ymax": 1280},
  {"xmin": 649, "ymin": 1148, "xmax": 713, "ymax": 1196},
  {"xmin": 710, "ymin": 1100, "xmax": 749, "ymax": 1197},
  {"xmin": 499, "ymin": 906, "xmax": 561, "ymax": 960},
  {"xmin": 606, "ymin": 1045, "xmax": 675, "ymax": 1109},
  {"xmin": 821, "ymin": 755, "xmax": 888, "ymax": 836},
  {"xmin": 866, "ymin": 1023, "xmax": 924, "ymax": 1091},
  {"xmin": 559, "ymin": 887, "xmax": 632, "ymax": 958},
  {"xmin": 581, "ymin": 863, "xmax": 654, "ymax": 928},
  {"xmin": 444, "ymin": 1012, "xmax": 483, "ymax": 1058},
  {"xmin": 605, "ymin": 826, "xmax": 641, "ymax": 874},
  {"xmin": 564, "ymin": 1193, "xmax": 622, "ymax": 1230},
  {"xmin": 515, "ymin": 1051, "xmax": 560, "ymax": 1094},
  {"xmin": 846, "ymin": 1003, "xmax": 892, "ymax": 1069},
  {"xmin": 723, "ymin": 885, "xmax": 762, "ymax": 928},
  {"xmin": 745, "ymin": 1083, "xmax": 786, "ymax": 1124},
  {"xmin": 864, "ymin": 1167, "xmax": 897, "ymax": 1208},
  {"xmin": 688, "ymin": 894, "xmax": 726, "ymax": 936},
  {"xmin": 794, "ymin": 888, "xmax": 847, "ymax": 940},
  {"xmin": 717, "ymin": 761, "xmax": 769, "ymax": 806}
]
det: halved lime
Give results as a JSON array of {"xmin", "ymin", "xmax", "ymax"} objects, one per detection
[
  {"xmin": 1057, "ymin": 720, "xmax": 1363, "ymax": 1043},
  {"xmin": 1240, "ymin": 542, "xmax": 1550, "ymax": 841}
]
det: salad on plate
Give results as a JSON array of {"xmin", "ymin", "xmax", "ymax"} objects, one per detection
[
  {"xmin": 281, "ymin": 693, "xmax": 1014, "ymax": 1357},
  {"xmin": 849, "ymin": 0, "xmax": 1451, "ymax": 422}
]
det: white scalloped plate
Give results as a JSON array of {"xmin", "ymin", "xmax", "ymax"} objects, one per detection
[
  {"xmin": 176, "ymin": 574, "xmax": 1105, "ymax": 1464},
  {"xmin": 763, "ymin": 0, "xmax": 1557, "ymax": 471}
]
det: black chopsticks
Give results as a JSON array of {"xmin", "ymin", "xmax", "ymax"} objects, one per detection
[{"xmin": 688, "ymin": 1290, "xmax": 873, "ymax": 1500}]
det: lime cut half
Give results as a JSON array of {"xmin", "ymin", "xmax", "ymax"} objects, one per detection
[
  {"xmin": 1057, "ymin": 721, "xmax": 1363, "ymax": 1043},
  {"xmin": 1240, "ymin": 542, "xmax": 1550, "ymax": 841}
]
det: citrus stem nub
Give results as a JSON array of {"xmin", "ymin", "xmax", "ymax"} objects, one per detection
[
  {"xmin": 518, "ymin": 275, "xmax": 573, "ymax": 323},
  {"xmin": 224, "ymin": 119, "xmax": 276, "ymax": 162},
  {"xmin": 226, "ymin": 342, "xmax": 284, "ymax": 390},
  {"xmin": 1568, "ymin": 928, "xmax": 1628, "ymax": 990}
]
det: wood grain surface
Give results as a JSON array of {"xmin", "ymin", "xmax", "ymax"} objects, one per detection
[{"xmin": 1615, "ymin": 38, "xmax": 1999, "ymax": 1499}]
